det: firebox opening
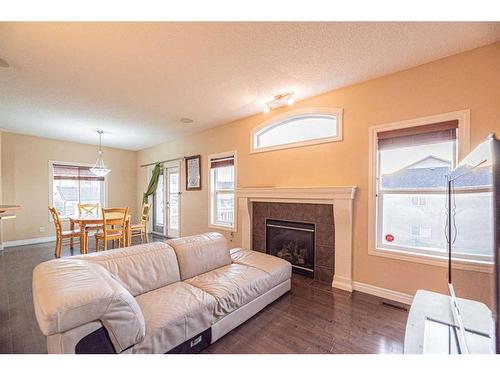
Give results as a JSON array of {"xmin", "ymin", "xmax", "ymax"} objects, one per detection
[{"xmin": 265, "ymin": 219, "xmax": 315, "ymax": 278}]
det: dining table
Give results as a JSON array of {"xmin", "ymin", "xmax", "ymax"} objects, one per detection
[{"xmin": 68, "ymin": 212, "xmax": 131, "ymax": 254}]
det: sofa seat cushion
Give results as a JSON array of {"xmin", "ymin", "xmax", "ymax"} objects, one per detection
[
  {"xmin": 73, "ymin": 242, "xmax": 181, "ymax": 296},
  {"xmin": 230, "ymin": 248, "xmax": 292, "ymax": 287},
  {"xmin": 185, "ymin": 264, "xmax": 276, "ymax": 321},
  {"xmin": 128, "ymin": 282, "xmax": 216, "ymax": 354}
]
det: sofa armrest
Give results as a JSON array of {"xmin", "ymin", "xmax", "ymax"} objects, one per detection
[{"xmin": 33, "ymin": 259, "xmax": 145, "ymax": 353}]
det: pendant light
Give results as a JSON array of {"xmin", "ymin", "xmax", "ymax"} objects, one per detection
[{"xmin": 90, "ymin": 130, "xmax": 111, "ymax": 177}]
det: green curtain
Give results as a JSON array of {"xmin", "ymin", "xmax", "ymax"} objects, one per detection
[{"xmin": 143, "ymin": 163, "xmax": 161, "ymax": 204}]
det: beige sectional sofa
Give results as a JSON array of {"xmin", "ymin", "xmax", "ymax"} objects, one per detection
[{"xmin": 32, "ymin": 232, "xmax": 292, "ymax": 354}]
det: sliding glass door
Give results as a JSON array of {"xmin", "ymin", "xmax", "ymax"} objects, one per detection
[
  {"xmin": 166, "ymin": 166, "xmax": 180, "ymax": 238},
  {"xmin": 152, "ymin": 169, "xmax": 165, "ymax": 234},
  {"xmin": 151, "ymin": 161, "xmax": 181, "ymax": 238}
]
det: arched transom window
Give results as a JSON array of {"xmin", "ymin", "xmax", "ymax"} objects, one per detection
[{"xmin": 251, "ymin": 108, "xmax": 343, "ymax": 153}]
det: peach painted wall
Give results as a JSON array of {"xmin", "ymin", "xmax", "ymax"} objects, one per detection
[
  {"xmin": 136, "ymin": 42, "xmax": 500, "ymax": 305},
  {"xmin": 2, "ymin": 132, "xmax": 138, "ymax": 243}
]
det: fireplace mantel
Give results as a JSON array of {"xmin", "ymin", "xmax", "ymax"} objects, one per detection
[{"xmin": 237, "ymin": 186, "xmax": 357, "ymax": 292}]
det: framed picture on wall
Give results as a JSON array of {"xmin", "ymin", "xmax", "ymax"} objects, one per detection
[{"xmin": 185, "ymin": 154, "xmax": 201, "ymax": 190}]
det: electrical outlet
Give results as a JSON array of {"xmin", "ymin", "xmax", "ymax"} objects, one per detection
[{"xmin": 39, "ymin": 226, "xmax": 45, "ymax": 233}]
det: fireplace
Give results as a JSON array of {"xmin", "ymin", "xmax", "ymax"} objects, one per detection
[
  {"xmin": 253, "ymin": 202, "xmax": 335, "ymax": 282},
  {"xmin": 238, "ymin": 186, "xmax": 356, "ymax": 290},
  {"xmin": 266, "ymin": 219, "xmax": 315, "ymax": 277}
]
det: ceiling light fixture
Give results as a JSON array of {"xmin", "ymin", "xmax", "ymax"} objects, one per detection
[
  {"xmin": 263, "ymin": 92, "xmax": 295, "ymax": 114},
  {"xmin": 90, "ymin": 130, "xmax": 111, "ymax": 177},
  {"xmin": 180, "ymin": 118, "xmax": 194, "ymax": 124}
]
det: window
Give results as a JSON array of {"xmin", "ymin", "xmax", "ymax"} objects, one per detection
[
  {"xmin": 369, "ymin": 112, "xmax": 492, "ymax": 267},
  {"xmin": 376, "ymin": 120, "xmax": 459, "ymax": 258},
  {"xmin": 50, "ymin": 162, "xmax": 106, "ymax": 219},
  {"xmin": 209, "ymin": 153, "xmax": 236, "ymax": 230},
  {"xmin": 411, "ymin": 196, "xmax": 426, "ymax": 206},
  {"xmin": 410, "ymin": 224, "xmax": 432, "ymax": 240},
  {"xmin": 410, "ymin": 224, "xmax": 421, "ymax": 237},
  {"xmin": 251, "ymin": 108, "xmax": 342, "ymax": 153},
  {"xmin": 368, "ymin": 111, "xmax": 496, "ymax": 266}
]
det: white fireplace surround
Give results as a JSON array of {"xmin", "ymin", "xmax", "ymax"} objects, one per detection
[{"xmin": 237, "ymin": 186, "xmax": 357, "ymax": 292}]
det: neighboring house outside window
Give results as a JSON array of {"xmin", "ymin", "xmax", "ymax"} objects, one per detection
[
  {"xmin": 411, "ymin": 196, "xmax": 426, "ymax": 206},
  {"xmin": 209, "ymin": 152, "xmax": 236, "ymax": 230},
  {"xmin": 369, "ymin": 111, "xmax": 492, "ymax": 265},
  {"xmin": 49, "ymin": 162, "xmax": 106, "ymax": 219}
]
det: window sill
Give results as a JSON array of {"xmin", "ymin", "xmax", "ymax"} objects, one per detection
[
  {"xmin": 208, "ymin": 224, "xmax": 236, "ymax": 232},
  {"xmin": 368, "ymin": 246, "xmax": 494, "ymax": 273}
]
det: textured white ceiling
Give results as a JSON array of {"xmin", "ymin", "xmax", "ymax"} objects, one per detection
[{"xmin": 0, "ymin": 22, "xmax": 499, "ymax": 150}]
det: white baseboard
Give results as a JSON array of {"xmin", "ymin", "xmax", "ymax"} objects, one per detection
[
  {"xmin": 331, "ymin": 275, "xmax": 413, "ymax": 305},
  {"xmin": 332, "ymin": 275, "xmax": 353, "ymax": 292},
  {"xmin": 352, "ymin": 281, "xmax": 414, "ymax": 305},
  {"xmin": 3, "ymin": 235, "xmax": 56, "ymax": 248}
]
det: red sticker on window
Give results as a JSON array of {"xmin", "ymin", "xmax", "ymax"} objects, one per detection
[{"xmin": 385, "ymin": 234, "xmax": 394, "ymax": 242}]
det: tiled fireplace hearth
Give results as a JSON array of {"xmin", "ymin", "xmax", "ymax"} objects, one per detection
[
  {"xmin": 237, "ymin": 186, "xmax": 357, "ymax": 292},
  {"xmin": 253, "ymin": 202, "xmax": 334, "ymax": 282}
]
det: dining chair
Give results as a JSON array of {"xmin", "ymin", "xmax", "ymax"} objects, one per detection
[
  {"xmin": 95, "ymin": 207, "xmax": 128, "ymax": 251},
  {"xmin": 130, "ymin": 203, "xmax": 151, "ymax": 244},
  {"xmin": 77, "ymin": 202, "xmax": 103, "ymax": 232},
  {"xmin": 77, "ymin": 202, "xmax": 100, "ymax": 215},
  {"xmin": 48, "ymin": 207, "xmax": 81, "ymax": 258}
]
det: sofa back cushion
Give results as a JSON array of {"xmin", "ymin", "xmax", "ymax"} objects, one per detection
[
  {"xmin": 167, "ymin": 232, "xmax": 231, "ymax": 280},
  {"xmin": 73, "ymin": 242, "xmax": 180, "ymax": 296}
]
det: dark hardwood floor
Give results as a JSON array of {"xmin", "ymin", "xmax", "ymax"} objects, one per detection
[{"xmin": 0, "ymin": 237, "xmax": 408, "ymax": 354}]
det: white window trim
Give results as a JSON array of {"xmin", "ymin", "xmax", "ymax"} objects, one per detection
[
  {"xmin": 48, "ymin": 160, "xmax": 108, "ymax": 222},
  {"xmin": 250, "ymin": 107, "xmax": 343, "ymax": 154},
  {"xmin": 368, "ymin": 109, "xmax": 493, "ymax": 273},
  {"xmin": 208, "ymin": 151, "xmax": 237, "ymax": 232}
]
